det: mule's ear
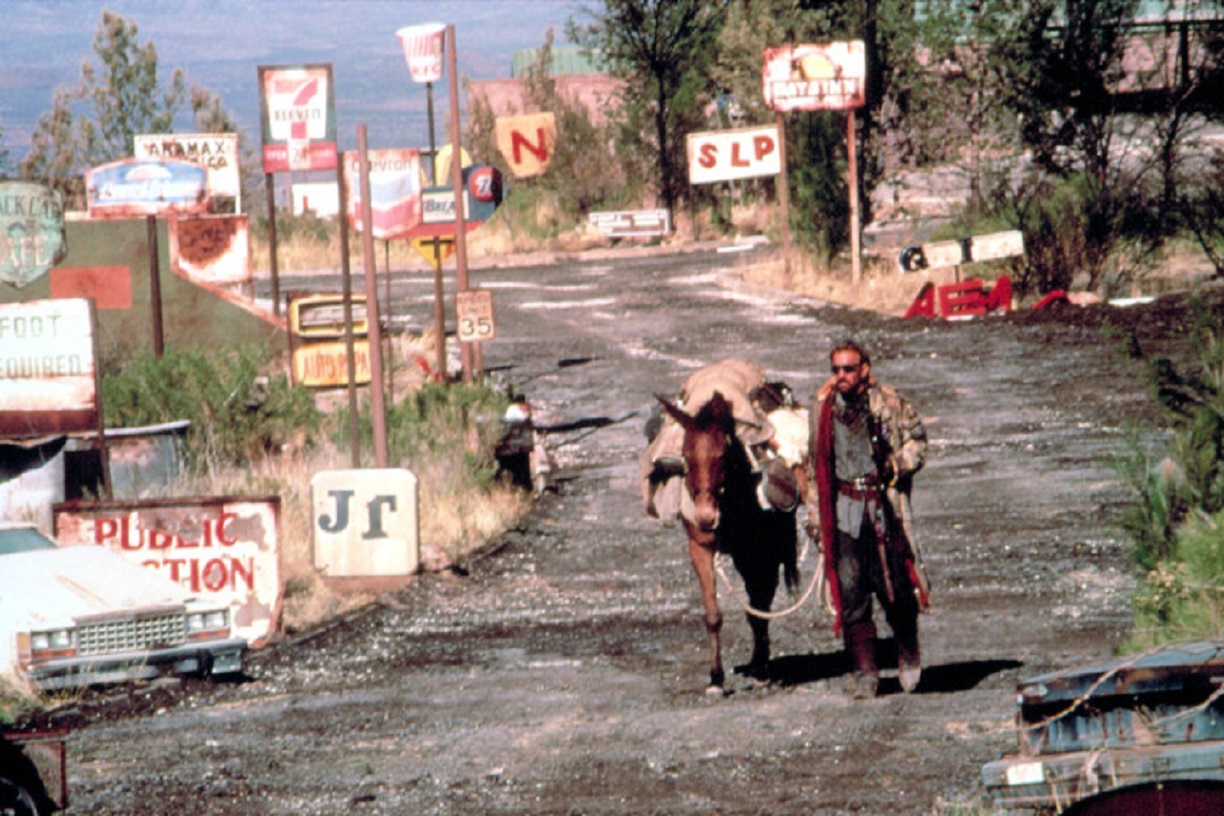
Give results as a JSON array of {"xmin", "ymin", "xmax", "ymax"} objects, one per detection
[
  {"xmin": 656, "ymin": 395, "xmax": 695, "ymax": 430},
  {"xmin": 708, "ymin": 391, "xmax": 736, "ymax": 431}
]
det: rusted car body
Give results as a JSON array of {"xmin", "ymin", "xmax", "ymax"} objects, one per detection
[
  {"xmin": 983, "ymin": 641, "xmax": 1224, "ymax": 812},
  {"xmin": 0, "ymin": 524, "xmax": 246, "ymax": 690}
]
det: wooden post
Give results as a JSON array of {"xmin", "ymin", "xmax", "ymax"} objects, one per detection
[
  {"xmin": 446, "ymin": 23, "xmax": 474, "ymax": 383},
  {"xmin": 146, "ymin": 215, "xmax": 164, "ymax": 357},
  {"xmin": 774, "ymin": 110, "xmax": 792, "ymax": 283},
  {"xmin": 336, "ymin": 158, "xmax": 361, "ymax": 468},
  {"xmin": 264, "ymin": 172, "xmax": 281, "ymax": 317},
  {"xmin": 848, "ymin": 108, "xmax": 861, "ymax": 286},
  {"xmin": 357, "ymin": 126, "xmax": 389, "ymax": 468}
]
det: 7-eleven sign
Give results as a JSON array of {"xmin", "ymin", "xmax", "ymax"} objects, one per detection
[{"xmin": 259, "ymin": 64, "xmax": 338, "ymax": 173}]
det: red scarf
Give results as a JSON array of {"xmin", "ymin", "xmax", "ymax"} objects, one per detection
[{"xmin": 813, "ymin": 393, "xmax": 845, "ymax": 634}]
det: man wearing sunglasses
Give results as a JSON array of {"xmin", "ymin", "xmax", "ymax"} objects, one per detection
[{"xmin": 808, "ymin": 340, "xmax": 929, "ymax": 699}]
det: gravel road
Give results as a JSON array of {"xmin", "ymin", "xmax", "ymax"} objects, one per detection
[{"xmin": 50, "ymin": 244, "xmax": 1204, "ymax": 815}]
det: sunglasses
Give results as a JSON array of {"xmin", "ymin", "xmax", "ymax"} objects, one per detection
[{"xmin": 831, "ymin": 364, "xmax": 860, "ymax": 373}]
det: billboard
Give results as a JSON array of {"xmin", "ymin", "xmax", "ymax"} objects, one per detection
[
  {"xmin": 258, "ymin": 64, "xmax": 338, "ymax": 173},
  {"xmin": 342, "ymin": 149, "xmax": 423, "ymax": 240},
  {"xmin": 85, "ymin": 158, "xmax": 211, "ymax": 219},
  {"xmin": 763, "ymin": 41, "xmax": 866, "ymax": 112},
  {"xmin": 134, "ymin": 133, "xmax": 241, "ymax": 213},
  {"xmin": 0, "ymin": 298, "xmax": 99, "ymax": 437}
]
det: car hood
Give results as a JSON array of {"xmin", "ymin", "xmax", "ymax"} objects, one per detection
[{"xmin": 0, "ymin": 546, "xmax": 194, "ymax": 628}]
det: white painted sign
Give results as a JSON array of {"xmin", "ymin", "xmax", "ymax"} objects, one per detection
[
  {"xmin": 687, "ymin": 124, "xmax": 782, "ymax": 184},
  {"xmin": 0, "ymin": 298, "xmax": 97, "ymax": 437},
  {"xmin": 456, "ymin": 290, "xmax": 496, "ymax": 343},
  {"xmin": 53, "ymin": 496, "xmax": 283, "ymax": 647},
  {"xmin": 311, "ymin": 469, "xmax": 420, "ymax": 577},
  {"xmin": 762, "ymin": 41, "xmax": 866, "ymax": 112},
  {"xmin": 135, "ymin": 133, "xmax": 241, "ymax": 212},
  {"xmin": 587, "ymin": 209, "xmax": 671, "ymax": 237}
]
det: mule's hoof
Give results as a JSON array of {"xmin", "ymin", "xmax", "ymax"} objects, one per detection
[{"xmin": 704, "ymin": 683, "xmax": 726, "ymax": 697}]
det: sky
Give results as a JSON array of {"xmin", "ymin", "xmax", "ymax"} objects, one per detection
[{"xmin": 1, "ymin": 0, "xmax": 585, "ymax": 160}]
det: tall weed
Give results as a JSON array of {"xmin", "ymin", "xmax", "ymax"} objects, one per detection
[{"xmin": 102, "ymin": 346, "xmax": 322, "ymax": 473}]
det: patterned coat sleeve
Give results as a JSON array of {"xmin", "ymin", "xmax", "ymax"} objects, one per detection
[{"xmin": 870, "ymin": 383, "xmax": 927, "ymax": 484}]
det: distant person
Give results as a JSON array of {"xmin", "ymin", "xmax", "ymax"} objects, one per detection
[{"xmin": 807, "ymin": 340, "xmax": 929, "ymax": 699}]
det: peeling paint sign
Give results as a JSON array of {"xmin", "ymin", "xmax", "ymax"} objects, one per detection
[
  {"xmin": 0, "ymin": 182, "xmax": 67, "ymax": 288},
  {"xmin": 0, "ymin": 298, "xmax": 98, "ymax": 437},
  {"xmin": 53, "ymin": 496, "xmax": 283, "ymax": 647},
  {"xmin": 135, "ymin": 133, "xmax": 241, "ymax": 213},
  {"xmin": 342, "ymin": 148, "xmax": 423, "ymax": 239},
  {"xmin": 86, "ymin": 158, "xmax": 211, "ymax": 219},
  {"xmin": 762, "ymin": 41, "xmax": 866, "ymax": 112}
]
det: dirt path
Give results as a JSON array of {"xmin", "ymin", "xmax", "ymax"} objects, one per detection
[{"xmin": 52, "ymin": 247, "xmax": 1206, "ymax": 815}]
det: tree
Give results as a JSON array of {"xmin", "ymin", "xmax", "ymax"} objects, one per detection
[
  {"xmin": 570, "ymin": 0, "xmax": 724, "ymax": 219},
  {"xmin": 20, "ymin": 11, "xmax": 187, "ymax": 207},
  {"xmin": 0, "ymin": 120, "xmax": 10, "ymax": 179}
]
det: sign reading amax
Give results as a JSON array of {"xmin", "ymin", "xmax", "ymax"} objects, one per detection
[
  {"xmin": 0, "ymin": 298, "xmax": 99, "ymax": 437},
  {"xmin": 53, "ymin": 496, "xmax": 283, "ymax": 647},
  {"xmin": 687, "ymin": 124, "xmax": 782, "ymax": 185}
]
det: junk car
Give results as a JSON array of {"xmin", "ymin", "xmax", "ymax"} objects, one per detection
[
  {"xmin": 982, "ymin": 641, "xmax": 1224, "ymax": 813},
  {"xmin": 0, "ymin": 523, "xmax": 246, "ymax": 690}
]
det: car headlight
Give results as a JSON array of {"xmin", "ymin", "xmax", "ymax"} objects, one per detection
[
  {"xmin": 186, "ymin": 609, "xmax": 229, "ymax": 637},
  {"xmin": 30, "ymin": 629, "xmax": 74, "ymax": 656}
]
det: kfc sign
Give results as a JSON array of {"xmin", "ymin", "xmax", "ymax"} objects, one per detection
[{"xmin": 687, "ymin": 125, "xmax": 781, "ymax": 185}]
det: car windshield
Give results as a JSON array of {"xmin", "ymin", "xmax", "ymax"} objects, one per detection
[{"xmin": 0, "ymin": 525, "xmax": 57, "ymax": 555}]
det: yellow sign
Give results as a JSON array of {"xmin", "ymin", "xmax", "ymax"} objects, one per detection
[
  {"xmin": 289, "ymin": 293, "xmax": 368, "ymax": 339},
  {"xmin": 410, "ymin": 237, "xmax": 455, "ymax": 266},
  {"xmin": 292, "ymin": 339, "xmax": 372, "ymax": 387},
  {"xmin": 431, "ymin": 143, "xmax": 472, "ymax": 185},
  {"xmin": 495, "ymin": 112, "xmax": 556, "ymax": 178}
]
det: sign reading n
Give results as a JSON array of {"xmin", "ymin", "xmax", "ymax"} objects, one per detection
[
  {"xmin": 495, "ymin": 112, "xmax": 556, "ymax": 178},
  {"xmin": 53, "ymin": 496, "xmax": 283, "ymax": 647},
  {"xmin": 0, "ymin": 298, "xmax": 98, "ymax": 437},
  {"xmin": 687, "ymin": 124, "xmax": 782, "ymax": 184},
  {"xmin": 763, "ymin": 41, "xmax": 866, "ymax": 112}
]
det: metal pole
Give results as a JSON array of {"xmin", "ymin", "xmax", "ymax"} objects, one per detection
[
  {"xmin": 446, "ymin": 23, "xmax": 473, "ymax": 383},
  {"xmin": 358, "ymin": 126, "xmax": 389, "ymax": 468}
]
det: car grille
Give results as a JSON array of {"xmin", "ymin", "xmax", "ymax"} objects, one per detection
[{"xmin": 77, "ymin": 614, "xmax": 186, "ymax": 655}]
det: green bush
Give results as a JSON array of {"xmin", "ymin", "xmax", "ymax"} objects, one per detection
[
  {"xmin": 334, "ymin": 381, "xmax": 511, "ymax": 492},
  {"xmin": 102, "ymin": 346, "xmax": 322, "ymax": 472},
  {"xmin": 1122, "ymin": 294, "xmax": 1224, "ymax": 648}
]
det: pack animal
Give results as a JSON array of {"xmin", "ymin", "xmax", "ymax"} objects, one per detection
[{"xmin": 657, "ymin": 391, "xmax": 799, "ymax": 692}]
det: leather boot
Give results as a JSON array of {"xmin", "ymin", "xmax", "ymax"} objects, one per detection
[
  {"xmin": 896, "ymin": 624, "xmax": 921, "ymax": 694},
  {"xmin": 844, "ymin": 623, "xmax": 879, "ymax": 699}
]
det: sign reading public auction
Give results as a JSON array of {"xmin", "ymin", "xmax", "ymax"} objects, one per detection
[
  {"xmin": 0, "ymin": 182, "xmax": 67, "ymax": 288},
  {"xmin": 53, "ymin": 496, "xmax": 284, "ymax": 647},
  {"xmin": 258, "ymin": 64, "xmax": 338, "ymax": 173},
  {"xmin": 762, "ymin": 41, "xmax": 866, "ymax": 112},
  {"xmin": 0, "ymin": 298, "xmax": 99, "ymax": 437},
  {"xmin": 86, "ymin": 158, "xmax": 211, "ymax": 219}
]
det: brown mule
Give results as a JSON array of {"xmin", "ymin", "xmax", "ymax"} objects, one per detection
[{"xmin": 657, "ymin": 391, "xmax": 798, "ymax": 693}]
